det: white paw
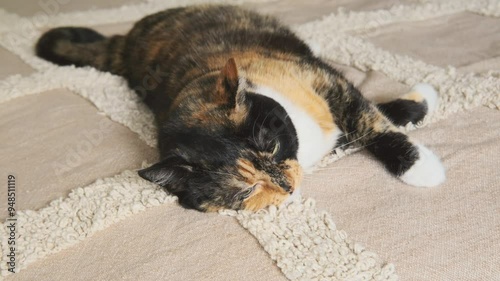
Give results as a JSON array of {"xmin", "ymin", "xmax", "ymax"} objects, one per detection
[
  {"xmin": 412, "ymin": 83, "xmax": 439, "ymax": 113},
  {"xmin": 400, "ymin": 144, "xmax": 446, "ymax": 187}
]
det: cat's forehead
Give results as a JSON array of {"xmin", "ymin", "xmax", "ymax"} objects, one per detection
[{"xmin": 178, "ymin": 134, "xmax": 245, "ymax": 160}]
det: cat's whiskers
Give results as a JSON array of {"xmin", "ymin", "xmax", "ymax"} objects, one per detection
[
  {"xmin": 252, "ymin": 104, "xmax": 281, "ymax": 147},
  {"xmin": 251, "ymin": 111, "xmax": 262, "ymax": 146},
  {"xmin": 261, "ymin": 105, "xmax": 281, "ymax": 126},
  {"xmin": 342, "ymin": 129, "xmax": 359, "ymax": 138},
  {"xmin": 335, "ymin": 129, "xmax": 373, "ymax": 150},
  {"xmin": 268, "ymin": 133, "xmax": 290, "ymax": 144},
  {"xmin": 308, "ymin": 141, "xmax": 376, "ymax": 173},
  {"xmin": 259, "ymin": 105, "xmax": 282, "ymax": 135}
]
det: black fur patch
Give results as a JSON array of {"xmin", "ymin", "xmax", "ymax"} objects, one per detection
[
  {"xmin": 378, "ymin": 99, "xmax": 428, "ymax": 126},
  {"xmin": 139, "ymin": 93, "xmax": 298, "ymax": 211},
  {"xmin": 240, "ymin": 93, "xmax": 298, "ymax": 162},
  {"xmin": 35, "ymin": 27, "xmax": 105, "ymax": 66},
  {"xmin": 367, "ymin": 132, "xmax": 419, "ymax": 176}
]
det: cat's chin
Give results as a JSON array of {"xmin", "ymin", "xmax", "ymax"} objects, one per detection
[{"xmin": 282, "ymin": 188, "xmax": 302, "ymax": 207}]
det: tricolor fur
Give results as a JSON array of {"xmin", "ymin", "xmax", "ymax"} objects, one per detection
[{"xmin": 35, "ymin": 5, "xmax": 445, "ymax": 212}]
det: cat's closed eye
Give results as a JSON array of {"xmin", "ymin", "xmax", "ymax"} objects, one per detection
[{"xmin": 236, "ymin": 184, "xmax": 257, "ymax": 201}]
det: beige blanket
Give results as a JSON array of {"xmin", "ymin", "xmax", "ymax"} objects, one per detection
[{"xmin": 0, "ymin": 0, "xmax": 499, "ymax": 280}]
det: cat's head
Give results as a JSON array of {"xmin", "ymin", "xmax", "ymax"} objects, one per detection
[{"xmin": 139, "ymin": 58, "xmax": 303, "ymax": 212}]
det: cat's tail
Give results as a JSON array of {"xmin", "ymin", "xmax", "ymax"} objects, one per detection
[{"xmin": 35, "ymin": 27, "xmax": 125, "ymax": 75}]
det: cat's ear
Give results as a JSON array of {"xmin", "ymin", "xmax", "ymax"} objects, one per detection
[
  {"xmin": 139, "ymin": 155, "xmax": 208, "ymax": 211},
  {"xmin": 215, "ymin": 58, "xmax": 245, "ymax": 109},
  {"xmin": 138, "ymin": 154, "xmax": 193, "ymax": 188}
]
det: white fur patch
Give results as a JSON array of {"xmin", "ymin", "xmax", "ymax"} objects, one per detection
[
  {"xmin": 400, "ymin": 144, "xmax": 446, "ymax": 187},
  {"xmin": 307, "ymin": 41, "xmax": 322, "ymax": 56},
  {"xmin": 412, "ymin": 83, "xmax": 439, "ymax": 113},
  {"xmin": 250, "ymin": 85, "xmax": 340, "ymax": 169}
]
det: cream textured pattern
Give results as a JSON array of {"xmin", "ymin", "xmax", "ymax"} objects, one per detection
[
  {"xmin": 1, "ymin": 170, "xmax": 176, "ymax": 274},
  {"xmin": 295, "ymin": 1, "xmax": 500, "ymax": 121},
  {"xmin": 0, "ymin": 68, "xmax": 158, "ymax": 147},
  {"xmin": 222, "ymin": 200, "xmax": 398, "ymax": 281},
  {"xmin": 1, "ymin": 0, "xmax": 499, "ymax": 280}
]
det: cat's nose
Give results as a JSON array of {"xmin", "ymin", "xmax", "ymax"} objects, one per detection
[{"xmin": 278, "ymin": 180, "xmax": 292, "ymax": 194}]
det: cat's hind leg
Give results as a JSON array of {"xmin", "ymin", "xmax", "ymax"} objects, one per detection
[
  {"xmin": 377, "ymin": 83, "xmax": 439, "ymax": 126},
  {"xmin": 323, "ymin": 75, "xmax": 444, "ymax": 186},
  {"xmin": 366, "ymin": 130, "xmax": 445, "ymax": 187},
  {"xmin": 352, "ymin": 106, "xmax": 445, "ymax": 187}
]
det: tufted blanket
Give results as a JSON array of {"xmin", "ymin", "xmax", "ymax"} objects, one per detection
[{"xmin": 0, "ymin": 0, "xmax": 499, "ymax": 280}]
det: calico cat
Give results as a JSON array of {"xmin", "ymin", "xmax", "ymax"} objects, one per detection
[{"xmin": 35, "ymin": 5, "xmax": 445, "ymax": 212}]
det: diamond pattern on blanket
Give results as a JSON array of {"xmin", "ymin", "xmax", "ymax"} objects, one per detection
[
  {"xmin": 355, "ymin": 12, "xmax": 500, "ymax": 68},
  {"xmin": 0, "ymin": 89, "xmax": 157, "ymax": 217},
  {"xmin": 245, "ymin": 0, "xmax": 422, "ymax": 24},
  {"xmin": 305, "ymin": 107, "xmax": 500, "ymax": 280},
  {"xmin": 1, "ymin": 0, "xmax": 499, "ymax": 280},
  {"xmin": 324, "ymin": 61, "xmax": 411, "ymax": 102},
  {"xmin": 0, "ymin": 0, "xmax": 146, "ymax": 17},
  {"xmin": 6, "ymin": 204, "xmax": 288, "ymax": 281},
  {"xmin": 93, "ymin": 22, "xmax": 135, "ymax": 36},
  {"xmin": 0, "ymin": 46, "xmax": 34, "ymax": 79},
  {"xmin": 457, "ymin": 55, "xmax": 500, "ymax": 75}
]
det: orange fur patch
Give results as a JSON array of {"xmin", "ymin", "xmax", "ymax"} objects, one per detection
[
  {"xmin": 236, "ymin": 158, "xmax": 302, "ymax": 211},
  {"xmin": 205, "ymin": 53, "xmax": 336, "ymax": 134},
  {"xmin": 283, "ymin": 159, "xmax": 303, "ymax": 189},
  {"xmin": 242, "ymin": 59, "xmax": 336, "ymax": 134},
  {"xmin": 243, "ymin": 186, "xmax": 289, "ymax": 211},
  {"xmin": 401, "ymin": 92, "xmax": 425, "ymax": 103},
  {"xmin": 200, "ymin": 204, "xmax": 223, "ymax": 212},
  {"xmin": 188, "ymin": 102, "xmax": 219, "ymax": 125}
]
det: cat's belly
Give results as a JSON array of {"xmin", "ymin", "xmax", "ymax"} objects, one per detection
[{"xmin": 250, "ymin": 84, "xmax": 341, "ymax": 169}]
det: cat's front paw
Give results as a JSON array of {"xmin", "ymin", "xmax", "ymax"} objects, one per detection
[{"xmin": 400, "ymin": 144, "xmax": 446, "ymax": 187}]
